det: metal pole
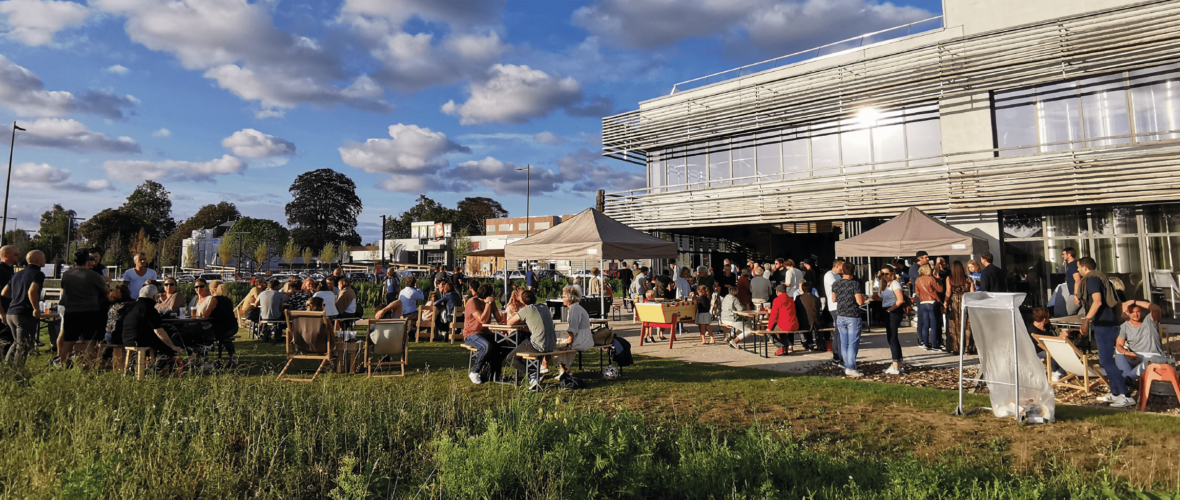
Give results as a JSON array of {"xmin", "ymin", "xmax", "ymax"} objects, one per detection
[
  {"xmin": 381, "ymin": 215, "xmax": 386, "ymax": 268},
  {"xmin": 526, "ymin": 166, "xmax": 530, "ymax": 239},
  {"xmin": 1012, "ymin": 305, "xmax": 1021, "ymax": 423},
  {"xmin": 2, "ymin": 122, "xmax": 24, "ymax": 246}
]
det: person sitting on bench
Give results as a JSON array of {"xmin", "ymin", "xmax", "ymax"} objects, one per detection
[
  {"xmin": 506, "ymin": 289, "xmax": 556, "ymax": 390},
  {"xmin": 123, "ymin": 285, "xmax": 185, "ymax": 362},
  {"xmin": 1116, "ymin": 299, "xmax": 1169, "ymax": 380},
  {"xmin": 767, "ymin": 284, "xmax": 799, "ymax": 356}
]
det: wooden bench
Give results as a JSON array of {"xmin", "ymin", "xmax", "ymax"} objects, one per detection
[{"xmin": 514, "ymin": 349, "xmax": 578, "ymax": 387}]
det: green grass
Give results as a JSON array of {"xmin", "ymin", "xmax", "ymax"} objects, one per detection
[{"xmin": 3, "ymin": 329, "xmax": 1180, "ymax": 498}]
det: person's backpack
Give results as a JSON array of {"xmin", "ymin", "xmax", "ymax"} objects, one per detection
[
  {"xmin": 612, "ymin": 337, "xmax": 634, "ymax": 367},
  {"xmin": 558, "ymin": 371, "xmax": 586, "ymax": 389}
]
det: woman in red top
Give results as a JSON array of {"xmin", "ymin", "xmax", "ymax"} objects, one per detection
[{"xmin": 767, "ymin": 284, "xmax": 799, "ymax": 355}]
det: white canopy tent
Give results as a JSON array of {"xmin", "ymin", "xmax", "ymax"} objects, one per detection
[{"xmin": 956, "ymin": 292, "xmax": 1056, "ymax": 423}]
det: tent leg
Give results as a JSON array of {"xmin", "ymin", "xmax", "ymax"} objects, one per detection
[{"xmin": 1012, "ymin": 307, "xmax": 1021, "ymax": 423}]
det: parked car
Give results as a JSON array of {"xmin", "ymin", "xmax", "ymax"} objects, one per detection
[{"xmin": 198, "ymin": 273, "xmax": 223, "ymax": 282}]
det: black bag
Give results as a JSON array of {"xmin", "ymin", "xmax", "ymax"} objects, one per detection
[
  {"xmin": 558, "ymin": 371, "xmax": 586, "ymax": 389},
  {"xmin": 612, "ymin": 337, "xmax": 634, "ymax": 367}
]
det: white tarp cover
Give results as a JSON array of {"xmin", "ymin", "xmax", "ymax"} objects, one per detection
[{"xmin": 964, "ymin": 292, "xmax": 1056, "ymax": 421}]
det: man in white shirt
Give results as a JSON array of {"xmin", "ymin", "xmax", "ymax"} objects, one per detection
[
  {"xmin": 122, "ymin": 253, "xmax": 157, "ymax": 299},
  {"xmin": 784, "ymin": 259, "xmax": 805, "ymax": 297},
  {"xmin": 398, "ymin": 281, "xmax": 424, "ymax": 330},
  {"xmin": 675, "ymin": 269, "xmax": 691, "ymax": 299},
  {"xmin": 823, "ymin": 259, "xmax": 844, "ymax": 366}
]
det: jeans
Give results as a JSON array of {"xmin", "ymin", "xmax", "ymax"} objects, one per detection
[
  {"xmin": 464, "ymin": 333, "xmax": 502, "ymax": 377},
  {"xmin": 1094, "ymin": 325, "xmax": 1126, "ymax": 396},
  {"xmin": 917, "ymin": 303, "xmax": 941, "ymax": 349},
  {"xmin": 4, "ymin": 314, "xmax": 38, "ymax": 367},
  {"xmin": 836, "ymin": 316, "xmax": 862, "ymax": 370},
  {"xmin": 885, "ymin": 309, "xmax": 904, "ymax": 363},
  {"xmin": 829, "ymin": 310, "xmax": 842, "ymax": 362}
]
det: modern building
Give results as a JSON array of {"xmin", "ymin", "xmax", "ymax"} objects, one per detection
[
  {"xmin": 180, "ymin": 220, "xmax": 237, "ymax": 269},
  {"xmin": 601, "ymin": 0, "xmax": 1180, "ymax": 314},
  {"xmin": 485, "ymin": 216, "xmax": 565, "ymax": 236}
]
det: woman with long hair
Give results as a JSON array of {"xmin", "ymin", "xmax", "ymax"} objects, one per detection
[
  {"xmin": 944, "ymin": 260, "xmax": 975, "ymax": 355},
  {"xmin": 877, "ymin": 265, "xmax": 905, "ymax": 374},
  {"xmin": 505, "ymin": 286, "xmax": 527, "ymax": 317}
]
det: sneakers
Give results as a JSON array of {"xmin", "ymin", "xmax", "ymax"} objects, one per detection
[
  {"xmin": 774, "ymin": 348, "xmax": 786, "ymax": 356},
  {"xmin": 1097, "ymin": 393, "xmax": 1116, "ymax": 403},
  {"xmin": 1051, "ymin": 371, "xmax": 1065, "ymax": 383},
  {"xmin": 528, "ymin": 377, "xmax": 540, "ymax": 392},
  {"xmin": 728, "ymin": 340, "xmax": 739, "ymax": 349},
  {"xmin": 830, "ymin": 359, "xmax": 843, "ymax": 368},
  {"xmin": 539, "ymin": 366, "xmax": 550, "ymax": 375},
  {"xmin": 844, "ymin": 369, "xmax": 864, "ymax": 378},
  {"xmin": 883, "ymin": 365, "xmax": 902, "ymax": 375},
  {"xmin": 1109, "ymin": 394, "xmax": 1136, "ymax": 408},
  {"xmin": 468, "ymin": 371, "xmax": 483, "ymax": 385}
]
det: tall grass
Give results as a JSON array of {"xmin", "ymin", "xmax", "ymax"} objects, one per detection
[{"xmin": 0, "ymin": 368, "xmax": 1172, "ymax": 499}]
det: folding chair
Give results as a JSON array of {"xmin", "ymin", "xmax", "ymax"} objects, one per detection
[
  {"xmin": 365, "ymin": 319, "xmax": 409, "ymax": 378},
  {"xmin": 1034, "ymin": 334, "xmax": 1109, "ymax": 399},
  {"xmin": 278, "ymin": 310, "xmax": 334, "ymax": 382},
  {"xmin": 415, "ymin": 305, "xmax": 438, "ymax": 342}
]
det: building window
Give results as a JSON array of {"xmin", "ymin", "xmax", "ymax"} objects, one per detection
[
  {"xmin": 518, "ymin": 223, "xmax": 528, "ymax": 231},
  {"xmin": 487, "ymin": 227, "xmax": 496, "ymax": 234},
  {"xmin": 994, "ymin": 63, "xmax": 1180, "ymax": 155},
  {"xmin": 499, "ymin": 224, "xmax": 512, "ymax": 232},
  {"xmin": 534, "ymin": 222, "xmax": 550, "ymax": 230},
  {"xmin": 644, "ymin": 102, "xmax": 940, "ymax": 191}
]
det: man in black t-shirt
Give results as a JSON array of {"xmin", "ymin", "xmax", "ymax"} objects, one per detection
[
  {"xmin": 616, "ymin": 264, "xmax": 634, "ymax": 298},
  {"xmin": 1076, "ymin": 257, "xmax": 1132, "ymax": 407},
  {"xmin": 1, "ymin": 250, "xmax": 46, "ymax": 367},
  {"xmin": 0, "ymin": 245, "xmax": 18, "ymax": 349},
  {"xmin": 123, "ymin": 285, "xmax": 185, "ymax": 358}
]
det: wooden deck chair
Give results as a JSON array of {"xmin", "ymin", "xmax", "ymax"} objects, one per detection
[
  {"xmin": 365, "ymin": 319, "xmax": 409, "ymax": 378},
  {"xmin": 1033, "ymin": 334, "xmax": 1109, "ymax": 398},
  {"xmin": 278, "ymin": 310, "xmax": 334, "ymax": 382},
  {"xmin": 448, "ymin": 310, "xmax": 465, "ymax": 344},
  {"xmin": 415, "ymin": 305, "xmax": 438, "ymax": 342}
]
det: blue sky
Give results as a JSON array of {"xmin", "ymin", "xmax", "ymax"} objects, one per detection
[{"xmin": 0, "ymin": 0, "xmax": 942, "ymax": 242}]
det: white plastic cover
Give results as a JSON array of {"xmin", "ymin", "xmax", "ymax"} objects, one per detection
[{"xmin": 963, "ymin": 292, "xmax": 1056, "ymax": 421}]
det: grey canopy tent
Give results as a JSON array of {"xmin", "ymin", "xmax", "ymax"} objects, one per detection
[
  {"xmin": 834, "ymin": 207, "xmax": 989, "ymax": 257},
  {"xmin": 504, "ymin": 208, "xmax": 678, "ymax": 314}
]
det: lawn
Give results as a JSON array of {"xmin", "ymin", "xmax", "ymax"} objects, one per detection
[{"xmin": 1, "ymin": 327, "xmax": 1179, "ymax": 499}]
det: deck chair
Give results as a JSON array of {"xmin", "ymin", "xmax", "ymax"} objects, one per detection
[
  {"xmin": 1033, "ymin": 334, "xmax": 1109, "ymax": 398},
  {"xmin": 415, "ymin": 305, "xmax": 438, "ymax": 342},
  {"xmin": 448, "ymin": 310, "xmax": 465, "ymax": 344},
  {"xmin": 278, "ymin": 310, "xmax": 334, "ymax": 382},
  {"xmin": 365, "ymin": 319, "xmax": 409, "ymax": 378}
]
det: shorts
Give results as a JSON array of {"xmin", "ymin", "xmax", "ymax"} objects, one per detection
[
  {"xmin": 696, "ymin": 313, "xmax": 712, "ymax": 325},
  {"xmin": 61, "ymin": 310, "xmax": 105, "ymax": 342}
]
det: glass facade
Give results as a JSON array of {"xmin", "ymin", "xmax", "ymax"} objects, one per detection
[
  {"xmin": 994, "ymin": 63, "xmax": 1180, "ymax": 155},
  {"xmin": 646, "ymin": 103, "xmax": 941, "ymax": 191},
  {"xmin": 1002, "ymin": 203, "xmax": 1180, "ymax": 315}
]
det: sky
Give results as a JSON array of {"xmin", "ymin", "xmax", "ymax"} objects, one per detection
[{"xmin": 0, "ymin": 0, "xmax": 943, "ymax": 243}]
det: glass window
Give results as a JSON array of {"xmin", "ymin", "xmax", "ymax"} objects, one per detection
[
  {"xmin": 1094, "ymin": 238, "xmax": 1144, "ymax": 299},
  {"xmin": 905, "ymin": 118, "xmax": 942, "ymax": 165},
  {"xmin": 840, "ymin": 125, "xmax": 871, "ymax": 173},
  {"xmin": 731, "ymin": 141, "xmax": 756, "ymax": 185},
  {"xmin": 1003, "ymin": 240, "xmax": 1046, "ymax": 307},
  {"xmin": 810, "ymin": 123, "xmax": 840, "ymax": 175},
  {"xmin": 1080, "ymin": 75, "xmax": 1130, "ymax": 147},
  {"xmin": 1130, "ymin": 66, "xmax": 1180, "ymax": 142},
  {"xmin": 1148, "ymin": 236, "xmax": 1180, "ymax": 270},
  {"xmin": 1145, "ymin": 204, "xmax": 1180, "ymax": 233},
  {"xmin": 995, "ymin": 88, "xmax": 1038, "ymax": 156},
  {"xmin": 649, "ymin": 160, "xmax": 663, "ymax": 193},
  {"xmin": 782, "ymin": 138, "xmax": 809, "ymax": 179},
  {"xmin": 756, "ymin": 132, "xmax": 781, "ymax": 182},
  {"xmin": 686, "ymin": 150, "xmax": 706, "ymax": 190},
  {"xmin": 708, "ymin": 140, "xmax": 730, "ymax": 188},
  {"xmin": 1003, "ymin": 211, "xmax": 1042, "ymax": 239},
  {"xmin": 1045, "ymin": 210, "xmax": 1084, "ymax": 237},
  {"xmin": 1091, "ymin": 206, "xmax": 1137, "ymax": 236},
  {"xmin": 666, "ymin": 151, "xmax": 685, "ymax": 192},
  {"xmin": 872, "ymin": 123, "xmax": 906, "ymax": 170},
  {"xmin": 1046, "ymin": 238, "xmax": 1088, "ymax": 273},
  {"xmin": 1037, "ymin": 81, "xmax": 1082, "ymax": 152}
]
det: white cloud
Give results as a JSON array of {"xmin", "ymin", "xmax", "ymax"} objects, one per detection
[
  {"xmin": 17, "ymin": 118, "xmax": 140, "ymax": 153},
  {"xmin": 102, "ymin": 154, "xmax": 244, "ymax": 183},
  {"xmin": 0, "ymin": 54, "xmax": 137, "ymax": 119},
  {"xmin": 442, "ymin": 64, "xmax": 583, "ymax": 125},
  {"xmin": 152, "ymin": 127, "xmax": 170, "ymax": 137},
  {"xmin": 338, "ymin": 0, "xmax": 509, "ymax": 92},
  {"xmin": 91, "ymin": 0, "xmax": 391, "ymax": 115},
  {"xmin": 106, "ymin": 64, "xmax": 129, "ymax": 75},
  {"xmin": 573, "ymin": 0, "xmax": 932, "ymax": 54},
  {"xmin": 558, "ymin": 149, "xmax": 646, "ymax": 192},
  {"xmin": 0, "ymin": 0, "xmax": 91, "ymax": 46},
  {"xmin": 533, "ymin": 131, "xmax": 565, "ymax": 145},
  {"xmin": 221, "ymin": 128, "xmax": 294, "ymax": 158},
  {"xmin": 11, "ymin": 162, "xmax": 112, "ymax": 191},
  {"xmin": 451, "ymin": 157, "xmax": 561, "ymax": 196},
  {"xmin": 339, "ymin": 123, "xmax": 470, "ymax": 177}
]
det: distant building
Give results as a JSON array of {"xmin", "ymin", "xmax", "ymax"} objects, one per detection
[
  {"xmin": 484, "ymin": 216, "xmax": 564, "ymax": 236},
  {"xmin": 180, "ymin": 220, "xmax": 237, "ymax": 269}
]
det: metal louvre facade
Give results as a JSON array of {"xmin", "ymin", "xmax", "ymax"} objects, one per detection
[{"xmin": 601, "ymin": 0, "xmax": 1180, "ymax": 230}]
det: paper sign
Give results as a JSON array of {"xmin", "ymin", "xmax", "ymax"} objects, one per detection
[{"xmin": 952, "ymin": 244, "xmax": 967, "ymax": 250}]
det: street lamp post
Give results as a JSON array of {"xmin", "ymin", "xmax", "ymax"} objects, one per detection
[
  {"xmin": 225, "ymin": 231, "xmax": 249, "ymax": 275},
  {"xmin": 2, "ymin": 122, "xmax": 26, "ymax": 246},
  {"xmin": 516, "ymin": 165, "xmax": 531, "ymax": 239}
]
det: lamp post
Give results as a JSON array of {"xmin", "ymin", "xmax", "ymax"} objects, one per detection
[
  {"xmin": 225, "ymin": 231, "xmax": 249, "ymax": 275},
  {"xmin": 516, "ymin": 165, "xmax": 531, "ymax": 239},
  {"xmin": 3, "ymin": 122, "xmax": 26, "ymax": 246},
  {"xmin": 63, "ymin": 215, "xmax": 84, "ymax": 277}
]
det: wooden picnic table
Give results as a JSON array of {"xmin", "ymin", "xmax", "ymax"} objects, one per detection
[{"xmin": 486, "ymin": 324, "xmax": 526, "ymax": 346}]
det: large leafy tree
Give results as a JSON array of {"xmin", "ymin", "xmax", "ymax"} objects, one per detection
[
  {"xmin": 122, "ymin": 180, "xmax": 176, "ymax": 240},
  {"xmin": 286, "ymin": 168, "xmax": 362, "ymax": 250},
  {"xmin": 227, "ymin": 217, "xmax": 289, "ymax": 269},
  {"xmin": 3, "ymin": 230, "xmax": 31, "ymax": 261},
  {"xmin": 160, "ymin": 202, "xmax": 241, "ymax": 267},
  {"xmin": 77, "ymin": 208, "xmax": 139, "ymax": 257},
  {"xmin": 455, "ymin": 197, "xmax": 508, "ymax": 235},
  {"xmin": 385, "ymin": 195, "xmax": 456, "ymax": 239},
  {"xmin": 31, "ymin": 204, "xmax": 76, "ymax": 263}
]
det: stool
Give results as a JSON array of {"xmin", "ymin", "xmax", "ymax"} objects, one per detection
[
  {"xmin": 1139, "ymin": 363, "xmax": 1180, "ymax": 411},
  {"xmin": 610, "ymin": 304, "xmax": 623, "ymax": 321},
  {"xmin": 124, "ymin": 346, "xmax": 156, "ymax": 379}
]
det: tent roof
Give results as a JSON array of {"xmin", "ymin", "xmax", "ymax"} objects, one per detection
[
  {"xmin": 504, "ymin": 209, "xmax": 678, "ymax": 261},
  {"xmin": 835, "ymin": 207, "xmax": 989, "ymax": 257}
]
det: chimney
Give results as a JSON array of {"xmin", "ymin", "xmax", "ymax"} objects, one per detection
[{"xmin": 595, "ymin": 189, "xmax": 605, "ymax": 212}]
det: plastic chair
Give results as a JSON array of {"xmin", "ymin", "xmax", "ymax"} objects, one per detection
[{"xmin": 1138, "ymin": 363, "xmax": 1180, "ymax": 411}]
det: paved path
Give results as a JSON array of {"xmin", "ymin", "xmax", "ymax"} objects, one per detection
[{"xmin": 607, "ymin": 313, "xmax": 979, "ymax": 374}]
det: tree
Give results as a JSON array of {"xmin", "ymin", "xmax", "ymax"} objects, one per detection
[
  {"xmin": 122, "ymin": 180, "xmax": 176, "ymax": 240},
  {"xmin": 282, "ymin": 239, "xmax": 298, "ymax": 270},
  {"xmin": 254, "ymin": 242, "xmax": 270, "ymax": 272},
  {"xmin": 286, "ymin": 169, "xmax": 362, "ymax": 250},
  {"xmin": 103, "ymin": 235, "xmax": 125, "ymax": 267},
  {"xmin": 455, "ymin": 197, "xmax": 509, "ymax": 235},
  {"xmin": 301, "ymin": 247, "xmax": 313, "ymax": 270},
  {"xmin": 184, "ymin": 242, "xmax": 198, "ymax": 268},
  {"xmin": 217, "ymin": 236, "xmax": 236, "ymax": 268},
  {"xmin": 161, "ymin": 202, "xmax": 240, "ymax": 268},
  {"xmin": 319, "ymin": 242, "xmax": 337, "ymax": 270},
  {"xmin": 452, "ymin": 228, "xmax": 473, "ymax": 265},
  {"xmin": 128, "ymin": 228, "xmax": 157, "ymax": 264},
  {"xmin": 3, "ymin": 230, "xmax": 32, "ymax": 260},
  {"xmin": 385, "ymin": 194, "xmax": 455, "ymax": 239},
  {"xmin": 77, "ymin": 208, "xmax": 139, "ymax": 258},
  {"xmin": 227, "ymin": 217, "xmax": 289, "ymax": 271},
  {"xmin": 31, "ymin": 204, "xmax": 76, "ymax": 264}
]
